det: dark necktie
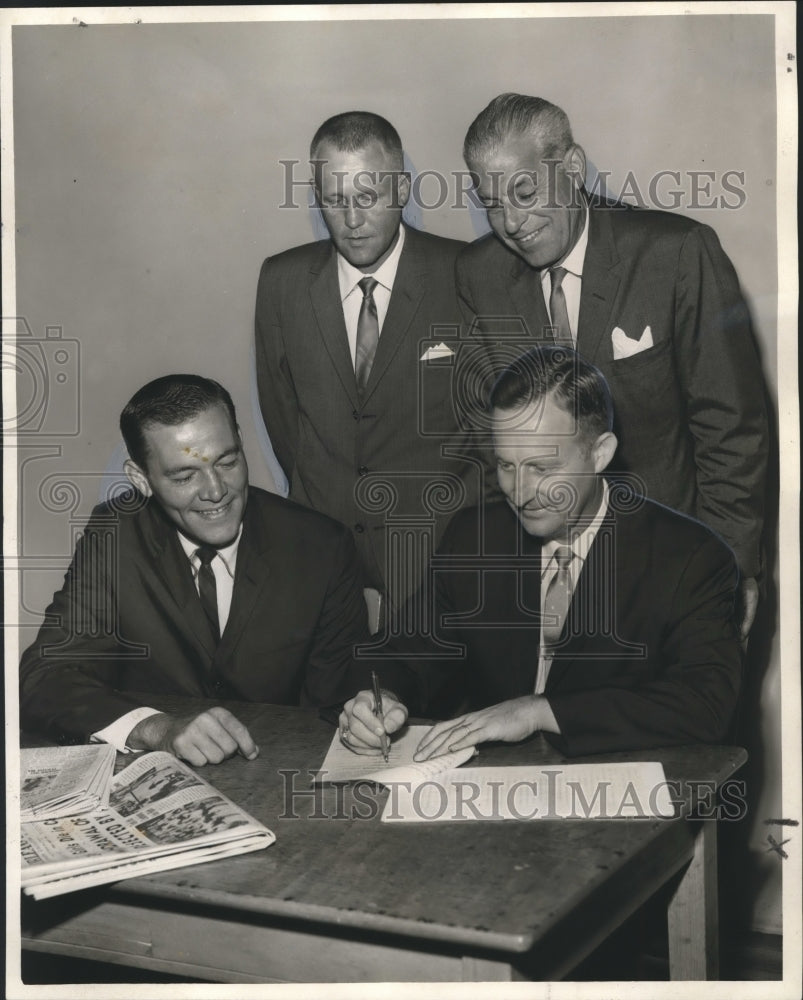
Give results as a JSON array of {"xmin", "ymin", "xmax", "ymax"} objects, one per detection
[
  {"xmin": 548, "ymin": 266, "xmax": 573, "ymax": 344},
  {"xmin": 355, "ymin": 276, "xmax": 379, "ymax": 392},
  {"xmin": 196, "ymin": 545, "xmax": 220, "ymax": 644},
  {"xmin": 542, "ymin": 545, "xmax": 574, "ymax": 646}
]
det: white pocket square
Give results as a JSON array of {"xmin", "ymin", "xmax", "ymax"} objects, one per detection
[
  {"xmin": 611, "ymin": 325, "xmax": 654, "ymax": 360},
  {"xmin": 420, "ymin": 342, "xmax": 455, "ymax": 361}
]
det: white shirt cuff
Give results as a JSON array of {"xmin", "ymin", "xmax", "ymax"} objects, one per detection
[{"xmin": 90, "ymin": 706, "xmax": 163, "ymax": 753}]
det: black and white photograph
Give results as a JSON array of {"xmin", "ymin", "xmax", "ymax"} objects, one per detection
[{"xmin": 3, "ymin": 3, "xmax": 799, "ymax": 996}]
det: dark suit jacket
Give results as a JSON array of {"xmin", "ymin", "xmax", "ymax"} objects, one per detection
[
  {"xmin": 255, "ymin": 225, "xmax": 482, "ymax": 601},
  {"xmin": 380, "ymin": 493, "xmax": 742, "ymax": 757},
  {"xmin": 19, "ymin": 487, "xmax": 369, "ymax": 742},
  {"xmin": 456, "ymin": 201, "xmax": 768, "ymax": 577}
]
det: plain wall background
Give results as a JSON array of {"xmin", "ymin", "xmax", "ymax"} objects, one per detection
[{"xmin": 10, "ymin": 12, "xmax": 783, "ymax": 934}]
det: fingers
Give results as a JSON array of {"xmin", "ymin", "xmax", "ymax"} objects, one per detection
[
  {"xmin": 414, "ymin": 717, "xmax": 481, "ymax": 761},
  {"xmin": 380, "ymin": 704, "xmax": 408, "ymax": 736},
  {"xmin": 339, "ymin": 689, "xmax": 409, "ymax": 756},
  {"xmin": 209, "ymin": 707, "xmax": 260, "ymax": 760},
  {"xmin": 171, "ymin": 708, "xmax": 259, "ymax": 766},
  {"xmin": 340, "ymin": 696, "xmax": 384, "ymax": 754}
]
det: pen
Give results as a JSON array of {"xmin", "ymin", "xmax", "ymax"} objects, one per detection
[{"xmin": 371, "ymin": 670, "xmax": 390, "ymax": 763}]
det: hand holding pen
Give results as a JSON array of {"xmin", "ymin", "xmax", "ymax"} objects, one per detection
[
  {"xmin": 338, "ymin": 682, "xmax": 409, "ymax": 757},
  {"xmin": 371, "ymin": 670, "xmax": 390, "ymax": 762}
]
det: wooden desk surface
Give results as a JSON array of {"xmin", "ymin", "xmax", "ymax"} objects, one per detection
[{"xmin": 22, "ymin": 698, "xmax": 747, "ymax": 980}]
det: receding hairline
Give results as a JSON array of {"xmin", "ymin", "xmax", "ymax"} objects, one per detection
[
  {"xmin": 463, "ymin": 94, "xmax": 575, "ymax": 168},
  {"xmin": 310, "ymin": 137, "xmax": 404, "ymax": 169},
  {"xmin": 490, "ymin": 387, "xmax": 603, "ymax": 453},
  {"xmin": 464, "ymin": 128, "xmax": 572, "ymax": 170},
  {"xmin": 309, "ymin": 111, "xmax": 404, "ymax": 170},
  {"xmin": 135, "ymin": 402, "xmax": 240, "ymax": 466}
]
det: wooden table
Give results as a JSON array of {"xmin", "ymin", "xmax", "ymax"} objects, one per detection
[{"xmin": 21, "ymin": 699, "xmax": 747, "ymax": 983}]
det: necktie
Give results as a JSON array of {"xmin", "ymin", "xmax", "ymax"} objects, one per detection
[
  {"xmin": 548, "ymin": 266, "xmax": 573, "ymax": 344},
  {"xmin": 196, "ymin": 545, "xmax": 220, "ymax": 644},
  {"xmin": 542, "ymin": 545, "xmax": 574, "ymax": 646},
  {"xmin": 355, "ymin": 276, "xmax": 379, "ymax": 392}
]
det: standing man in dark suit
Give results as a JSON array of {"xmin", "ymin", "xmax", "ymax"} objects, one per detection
[
  {"xmin": 255, "ymin": 112, "xmax": 479, "ymax": 616},
  {"xmin": 19, "ymin": 375, "xmax": 369, "ymax": 765},
  {"xmin": 341, "ymin": 346, "xmax": 742, "ymax": 759},
  {"xmin": 455, "ymin": 93, "xmax": 768, "ymax": 637}
]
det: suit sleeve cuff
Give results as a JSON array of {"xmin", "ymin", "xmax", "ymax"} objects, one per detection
[{"xmin": 90, "ymin": 706, "xmax": 162, "ymax": 753}]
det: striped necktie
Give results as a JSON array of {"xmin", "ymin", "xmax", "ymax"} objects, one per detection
[
  {"xmin": 355, "ymin": 276, "xmax": 379, "ymax": 392},
  {"xmin": 542, "ymin": 545, "xmax": 574, "ymax": 646},
  {"xmin": 548, "ymin": 266, "xmax": 573, "ymax": 344}
]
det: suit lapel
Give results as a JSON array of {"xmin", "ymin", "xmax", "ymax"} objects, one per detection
[
  {"xmin": 360, "ymin": 227, "xmax": 425, "ymax": 403},
  {"xmin": 214, "ymin": 499, "xmax": 272, "ymax": 666},
  {"xmin": 508, "ymin": 256, "xmax": 552, "ymax": 341},
  {"xmin": 545, "ymin": 507, "xmax": 623, "ymax": 690},
  {"xmin": 577, "ymin": 203, "xmax": 622, "ymax": 363},
  {"xmin": 139, "ymin": 503, "xmax": 218, "ymax": 665},
  {"xmin": 308, "ymin": 244, "xmax": 360, "ymax": 409}
]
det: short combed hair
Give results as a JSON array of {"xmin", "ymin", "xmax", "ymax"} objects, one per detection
[
  {"xmin": 489, "ymin": 345, "xmax": 613, "ymax": 444},
  {"xmin": 310, "ymin": 111, "xmax": 404, "ymax": 171},
  {"xmin": 120, "ymin": 374, "xmax": 238, "ymax": 469},
  {"xmin": 463, "ymin": 93, "xmax": 574, "ymax": 166}
]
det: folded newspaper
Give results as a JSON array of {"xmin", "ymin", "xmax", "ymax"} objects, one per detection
[
  {"xmin": 20, "ymin": 748, "xmax": 275, "ymax": 899},
  {"xmin": 21, "ymin": 744, "xmax": 116, "ymax": 821}
]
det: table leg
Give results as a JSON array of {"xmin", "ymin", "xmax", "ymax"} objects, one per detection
[
  {"xmin": 667, "ymin": 819, "xmax": 719, "ymax": 979},
  {"xmin": 460, "ymin": 955, "xmax": 521, "ymax": 981}
]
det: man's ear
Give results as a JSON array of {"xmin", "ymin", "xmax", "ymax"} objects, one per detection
[
  {"xmin": 124, "ymin": 458, "xmax": 152, "ymax": 497},
  {"xmin": 396, "ymin": 171, "xmax": 411, "ymax": 210},
  {"xmin": 591, "ymin": 431, "xmax": 617, "ymax": 474},
  {"xmin": 563, "ymin": 144, "xmax": 587, "ymax": 188}
]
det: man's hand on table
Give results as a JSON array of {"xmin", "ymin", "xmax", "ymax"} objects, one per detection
[
  {"xmin": 339, "ymin": 689, "xmax": 408, "ymax": 755},
  {"xmin": 414, "ymin": 696, "xmax": 560, "ymax": 761},
  {"xmin": 128, "ymin": 707, "xmax": 259, "ymax": 766}
]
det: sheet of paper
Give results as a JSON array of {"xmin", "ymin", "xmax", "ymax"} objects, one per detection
[
  {"xmin": 380, "ymin": 762, "xmax": 676, "ymax": 823},
  {"xmin": 314, "ymin": 725, "xmax": 475, "ymax": 784}
]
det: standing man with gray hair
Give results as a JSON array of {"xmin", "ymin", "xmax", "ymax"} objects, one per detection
[
  {"xmin": 456, "ymin": 93, "xmax": 768, "ymax": 637},
  {"xmin": 255, "ymin": 111, "xmax": 481, "ymax": 618}
]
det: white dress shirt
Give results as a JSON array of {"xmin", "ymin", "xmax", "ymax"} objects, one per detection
[
  {"xmin": 539, "ymin": 204, "xmax": 590, "ymax": 344},
  {"xmin": 91, "ymin": 527, "xmax": 242, "ymax": 752},
  {"xmin": 176, "ymin": 528, "xmax": 240, "ymax": 635},
  {"xmin": 337, "ymin": 225, "xmax": 406, "ymax": 366},
  {"xmin": 534, "ymin": 480, "xmax": 609, "ymax": 694}
]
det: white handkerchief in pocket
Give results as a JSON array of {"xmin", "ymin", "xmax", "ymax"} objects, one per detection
[
  {"xmin": 420, "ymin": 342, "xmax": 455, "ymax": 361},
  {"xmin": 611, "ymin": 325, "xmax": 654, "ymax": 360}
]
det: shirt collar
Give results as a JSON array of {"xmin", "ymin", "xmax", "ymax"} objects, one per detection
[
  {"xmin": 541, "ymin": 479, "xmax": 609, "ymax": 572},
  {"xmin": 337, "ymin": 224, "xmax": 406, "ymax": 300},
  {"xmin": 177, "ymin": 524, "xmax": 242, "ymax": 579}
]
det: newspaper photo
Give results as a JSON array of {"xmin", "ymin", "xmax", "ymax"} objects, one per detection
[{"xmin": 21, "ymin": 751, "xmax": 275, "ymax": 898}]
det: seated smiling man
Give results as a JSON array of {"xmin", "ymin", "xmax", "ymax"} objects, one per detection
[
  {"xmin": 341, "ymin": 345, "xmax": 742, "ymax": 759},
  {"xmin": 20, "ymin": 374, "xmax": 369, "ymax": 765}
]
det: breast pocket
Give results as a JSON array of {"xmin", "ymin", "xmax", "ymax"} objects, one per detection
[
  {"xmin": 608, "ymin": 336, "xmax": 672, "ymax": 372},
  {"xmin": 601, "ymin": 338, "xmax": 683, "ymax": 441}
]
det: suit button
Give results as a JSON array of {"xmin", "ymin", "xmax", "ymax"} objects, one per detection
[
  {"xmin": 358, "ymin": 466, "xmax": 368, "ymax": 476},
  {"xmin": 352, "ymin": 409, "xmax": 361, "ymax": 421},
  {"xmin": 354, "ymin": 523, "xmax": 365, "ymax": 533}
]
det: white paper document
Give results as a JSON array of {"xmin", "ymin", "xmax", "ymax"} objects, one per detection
[
  {"xmin": 380, "ymin": 762, "xmax": 676, "ymax": 823},
  {"xmin": 314, "ymin": 725, "xmax": 475, "ymax": 784}
]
